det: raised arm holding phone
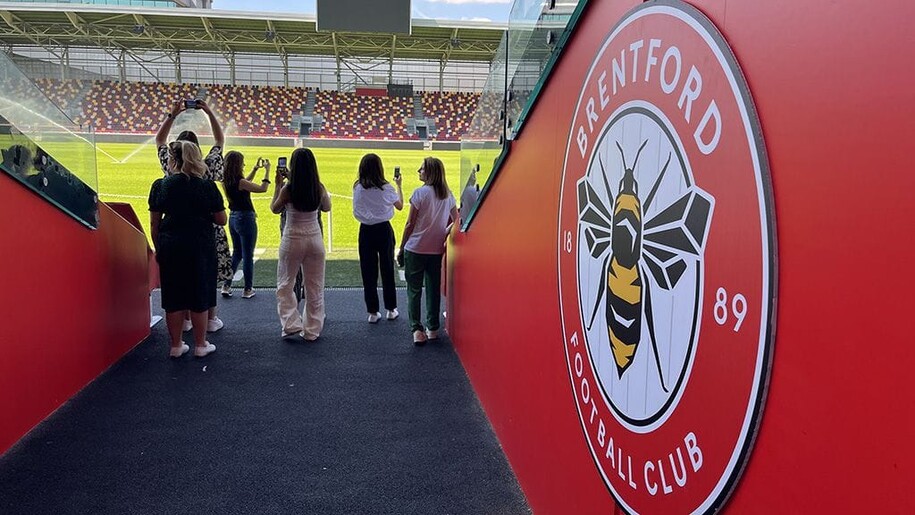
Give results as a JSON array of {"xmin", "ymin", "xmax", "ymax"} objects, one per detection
[
  {"xmin": 352, "ymin": 153, "xmax": 404, "ymax": 323},
  {"xmin": 154, "ymin": 96, "xmax": 230, "ymax": 334},
  {"xmin": 221, "ymin": 152, "xmax": 272, "ymax": 299},
  {"xmin": 271, "ymin": 148, "xmax": 331, "ymax": 341}
]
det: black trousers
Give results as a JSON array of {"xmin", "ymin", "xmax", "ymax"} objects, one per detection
[{"xmin": 358, "ymin": 221, "xmax": 397, "ymax": 313}]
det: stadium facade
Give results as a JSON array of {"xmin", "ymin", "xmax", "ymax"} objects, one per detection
[
  {"xmin": 0, "ymin": 4, "xmax": 502, "ymax": 91},
  {"xmin": 2, "ymin": 0, "xmax": 211, "ymax": 10}
]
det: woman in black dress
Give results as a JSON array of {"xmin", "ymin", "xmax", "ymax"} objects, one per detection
[{"xmin": 150, "ymin": 141, "xmax": 228, "ymax": 358}]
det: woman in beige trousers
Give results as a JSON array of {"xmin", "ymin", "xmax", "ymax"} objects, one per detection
[{"xmin": 270, "ymin": 148, "xmax": 331, "ymax": 340}]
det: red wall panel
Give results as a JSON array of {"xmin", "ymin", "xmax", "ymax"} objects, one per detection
[
  {"xmin": 0, "ymin": 175, "xmax": 150, "ymax": 455},
  {"xmin": 450, "ymin": 0, "xmax": 915, "ymax": 512}
]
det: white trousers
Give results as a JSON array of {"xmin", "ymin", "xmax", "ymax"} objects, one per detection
[{"xmin": 276, "ymin": 226, "xmax": 325, "ymax": 339}]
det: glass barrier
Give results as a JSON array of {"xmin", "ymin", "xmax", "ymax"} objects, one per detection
[
  {"xmin": 458, "ymin": 33, "xmax": 508, "ymax": 228},
  {"xmin": 507, "ymin": 0, "xmax": 584, "ymax": 138},
  {"xmin": 0, "ymin": 51, "xmax": 99, "ymax": 228},
  {"xmin": 458, "ymin": 0, "xmax": 587, "ymax": 229}
]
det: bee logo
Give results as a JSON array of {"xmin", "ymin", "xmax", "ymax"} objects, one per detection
[
  {"xmin": 576, "ymin": 107, "xmax": 714, "ymax": 406},
  {"xmin": 557, "ymin": 3, "xmax": 775, "ymax": 512}
]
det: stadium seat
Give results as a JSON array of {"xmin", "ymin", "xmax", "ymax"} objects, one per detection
[{"xmin": 37, "ymin": 79, "xmax": 480, "ymax": 141}]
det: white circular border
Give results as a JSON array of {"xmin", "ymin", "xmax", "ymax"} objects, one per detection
[{"xmin": 556, "ymin": 3, "xmax": 774, "ymax": 514}]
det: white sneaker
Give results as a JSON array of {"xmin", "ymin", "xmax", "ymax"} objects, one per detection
[
  {"xmin": 368, "ymin": 312, "xmax": 381, "ymax": 324},
  {"xmin": 182, "ymin": 319, "xmax": 192, "ymax": 332},
  {"xmin": 385, "ymin": 308, "xmax": 399, "ymax": 320},
  {"xmin": 206, "ymin": 317, "xmax": 224, "ymax": 333},
  {"xmin": 169, "ymin": 342, "xmax": 189, "ymax": 358},
  {"xmin": 194, "ymin": 342, "xmax": 216, "ymax": 357},
  {"xmin": 413, "ymin": 330, "xmax": 427, "ymax": 345},
  {"xmin": 426, "ymin": 329, "xmax": 440, "ymax": 340}
]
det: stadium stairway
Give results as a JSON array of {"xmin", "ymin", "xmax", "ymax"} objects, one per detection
[
  {"xmin": 0, "ymin": 289, "xmax": 529, "ymax": 514},
  {"xmin": 304, "ymin": 90, "xmax": 317, "ymax": 118},
  {"xmin": 412, "ymin": 94, "xmax": 424, "ymax": 119}
]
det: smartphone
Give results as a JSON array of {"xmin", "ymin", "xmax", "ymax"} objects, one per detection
[
  {"xmin": 278, "ymin": 157, "xmax": 288, "ymax": 169},
  {"xmin": 393, "ymin": 166, "xmax": 401, "ymax": 179},
  {"xmin": 184, "ymin": 99, "xmax": 198, "ymax": 109}
]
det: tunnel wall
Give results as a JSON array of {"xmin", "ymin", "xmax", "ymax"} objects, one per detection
[
  {"xmin": 0, "ymin": 175, "xmax": 150, "ymax": 455},
  {"xmin": 448, "ymin": 0, "xmax": 914, "ymax": 512}
]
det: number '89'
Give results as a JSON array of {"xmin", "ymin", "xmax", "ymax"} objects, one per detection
[{"xmin": 714, "ymin": 287, "xmax": 747, "ymax": 332}]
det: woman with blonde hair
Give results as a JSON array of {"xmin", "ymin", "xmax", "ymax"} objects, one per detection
[
  {"xmin": 149, "ymin": 140, "xmax": 227, "ymax": 358},
  {"xmin": 352, "ymin": 153, "xmax": 403, "ymax": 323},
  {"xmin": 397, "ymin": 156, "xmax": 457, "ymax": 345},
  {"xmin": 271, "ymin": 148, "xmax": 331, "ymax": 340}
]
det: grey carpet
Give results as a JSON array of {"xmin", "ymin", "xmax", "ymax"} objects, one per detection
[{"xmin": 0, "ymin": 289, "xmax": 529, "ymax": 515}]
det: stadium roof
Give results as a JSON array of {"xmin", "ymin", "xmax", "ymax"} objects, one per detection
[{"xmin": 0, "ymin": 3, "xmax": 505, "ymax": 62}]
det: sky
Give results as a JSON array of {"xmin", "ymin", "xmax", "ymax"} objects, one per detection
[{"xmin": 211, "ymin": 0, "xmax": 513, "ymax": 22}]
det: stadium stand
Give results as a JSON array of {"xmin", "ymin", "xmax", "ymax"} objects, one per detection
[
  {"xmin": 33, "ymin": 78, "xmax": 87, "ymax": 114},
  {"xmin": 311, "ymin": 90, "xmax": 415, "ymax": 140},
  {"xmin": 30, "ymin": 78, "xmax": 481, "ymax": 141},
  {"xmin": 209, "ymin": 84, "xmax": 311, "ymax": 137},
  {"xmin": 420, "ymin": 91, "xmax": 479, "ymax": 141}
]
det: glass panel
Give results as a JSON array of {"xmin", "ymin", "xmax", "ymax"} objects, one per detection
[
  {"xmin": 0, "ymin": 51, "xmax": 99, "ymax": 228},
  {"xmin": 458, "ymin": 34, "xmax": 508, "ymax": 229},
  {"xmin": 458, "ymin": 1, "xmax": 587, "ymax": 229},
  {"xmin": 507, "ymin": 0, "xmax": 584, "ymax": 138}
]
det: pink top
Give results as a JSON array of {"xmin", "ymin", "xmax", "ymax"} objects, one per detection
[{"xmin": 404, "ymin": 185, "xmax": 456, "ymax": 255}]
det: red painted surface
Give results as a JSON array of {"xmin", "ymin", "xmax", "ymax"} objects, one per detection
[
  {"xmin": 354, "ymin": 87, "xmax": 388, "ymax": 97},
  {"xmin": 108, "ymin": 202, "xmax": 159, "ymax": 291},
  {"xmin": 0, "ymin": 176, "xmax": 150, "ymax": 455},
  {"xmin": 449, "ymin": 0, "xmax": 915, "ymax": 512}
]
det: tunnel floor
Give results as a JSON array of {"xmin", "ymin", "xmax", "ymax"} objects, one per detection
[{"xmin": 0, "ymin": 289, "xmax": 529, "ymax": 514}]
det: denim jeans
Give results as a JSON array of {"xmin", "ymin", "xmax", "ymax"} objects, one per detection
[{"xmin": 227, "ymin": 210, "xmax": 257, "ymax": 290}]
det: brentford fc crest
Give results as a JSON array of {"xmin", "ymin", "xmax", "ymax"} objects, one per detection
[{"xmin": 557, "ymin": 1, "xmax": 776, "ymax": 513}]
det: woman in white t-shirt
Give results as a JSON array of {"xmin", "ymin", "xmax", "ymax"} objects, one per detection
[
  {"xmin": 397, "ymin": 157, "xmax": 458, "ymax": 345},
  {"xmin": 352, "ymin": 153, "xmax": 404, "ymax": 323}
]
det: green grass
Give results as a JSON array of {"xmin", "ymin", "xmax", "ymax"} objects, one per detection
[
  {"xmin": 96, "ymin": 142, "xmax": 457, "ymax": 287},
  {"xmin": 250, "ymin": 248, "xmax": 407, "ymax": 289}
]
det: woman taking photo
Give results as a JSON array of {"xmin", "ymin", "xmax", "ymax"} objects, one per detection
[
  {"xmin": 149, "ymin": 141, "xmax": 226, "ymax": 358},
  {"xmin": 353, "ymin": 153, "xmax": 403, "ymax": 323},
  {"xmin": 271, "ymin": 148, "xmax": 331, "ymax": 341},
  {"xmin": 222, "ymin": 152, "xmax": 271, "ymax": 299},
  {"xmin": 398, "ymin": 156, "xmax": 457, "ymax": 345}
]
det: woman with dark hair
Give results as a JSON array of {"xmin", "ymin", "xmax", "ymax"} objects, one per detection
[
  {"xmin": 221, "ymin": 151, "xmax": 271, "ymax": 299},
  {"xmin": 149, "ymin": 141, "xmax": 227, "ymax": 358},
  {"xmin": 352, "ymin": 153, "xmax": 404, "ymax": 323},
  {"xmin": 398, "ymin": 156, "xmax": 457, "ymax": 345},
  {"xmin": 271, "ymin": 148, "xmax": 331, "ymax": 340}
]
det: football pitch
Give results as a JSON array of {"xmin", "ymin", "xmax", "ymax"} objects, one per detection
[{"xmin": 95, "ymin": 142, "xmax": 461, "ymax": 287}]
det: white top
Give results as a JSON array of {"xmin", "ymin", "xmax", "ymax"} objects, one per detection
[
  {"xmin": 353, "ymin": 183, "xmax": 400, "ymax": 225},
  {"xmin": 405, "ymin": 185, "xmax": 456, "ymax": 255}
]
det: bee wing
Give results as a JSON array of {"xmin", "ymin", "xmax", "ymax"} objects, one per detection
[
  {"xmin": 577, "ymin": 177, "xmax": 613, "ymax": 259},
  {"xmin": 642, "ymin": 187, "xmax": 715, "ymax": 290}
]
